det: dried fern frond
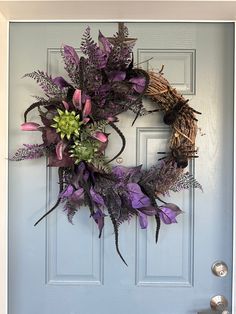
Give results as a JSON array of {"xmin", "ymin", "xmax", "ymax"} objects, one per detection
[
  {"xmin": 10, "ymin": 144, "xmax": 46, "ymax": 161},
  {"xmin": 23, "ymin": 71, "xmax": 68, "ymax": 98},
  {"xmin": 91, "ymin": 156, "xmax": 111, "ymax": 174},
  {"xmin": 61, "ymin": 45, "xmax": 80, "ymax": 87},
  {"xmin": 81, "ymin": 27, "xmax": 107, "ymax": 69},
  {"xmin": 170, "ymin": 172, "xmax": 203, "ymax": 192},
  {"xmin": 64, "ymin": 201, "xmax": 77, "ymax": 224}
]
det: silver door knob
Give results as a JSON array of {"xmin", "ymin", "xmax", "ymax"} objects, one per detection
[
  {"xmin": 211, "ymin": 261, "xmax": 228, "ymax": 277},
  {"xmin": 210, "ymin": 295, "xmax": 228, "ymax": 312}
]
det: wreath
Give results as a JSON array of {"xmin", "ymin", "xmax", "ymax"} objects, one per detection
[{"xmin": 12, "ymin": 23, "xmax": 202, "ymax": 265}]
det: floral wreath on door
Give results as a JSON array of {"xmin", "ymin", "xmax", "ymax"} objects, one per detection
[{"xmin": 11, "ymin": 23, "xmax": 202, "ymax": 265}]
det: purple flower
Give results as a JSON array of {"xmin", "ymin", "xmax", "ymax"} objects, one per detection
[{"xmin": 159, "ymin": 203, "xmax": 182, "ymax": 224}]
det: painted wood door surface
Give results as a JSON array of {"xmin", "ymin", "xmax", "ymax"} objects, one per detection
[{"xmin": 8, "ymin": 22, "xmax": 234, "ymax": 314}]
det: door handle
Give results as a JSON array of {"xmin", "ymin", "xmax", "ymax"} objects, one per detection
[
  {"xmin": 197, "ymin": 295, "xmax": 229, "ymax": 314},
  {"xmin": 210, "ymin": 295, "xmax": 229, "ymax": 313}
]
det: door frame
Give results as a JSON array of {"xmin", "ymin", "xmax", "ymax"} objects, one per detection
[{"xmin": 1, "ymin": 2, "xmax": 236, "ymax": 314}]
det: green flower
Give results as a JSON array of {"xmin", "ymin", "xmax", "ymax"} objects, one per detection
[
  {"xmin": 51, "ymin": 109, "xmax": 81, "ymax": 140},
  {"xmin": 69, "ymin": 140, "xmax": 99, "ymax": 164}
]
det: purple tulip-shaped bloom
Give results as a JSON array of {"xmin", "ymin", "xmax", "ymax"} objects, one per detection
[{"xmin": 159, "ymin": 203, "xmax": 182, "ymax": 224}]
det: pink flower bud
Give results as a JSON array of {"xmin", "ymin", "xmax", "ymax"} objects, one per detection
[
  {"xmin": 20, "ymin": 122, "xmax": 40, "ymax": 131},
  {"xmin": 93, "ymin": 131, "xmax": 108, "ymax": 143},
  {"xmin": 72, "ymin": 89, "xmax": 82, "ymax": 109},
  {"xmin": 83, "ymin": 117, "xmax": 90, "ymax": 124},
  {"xmin": 56, "ymin": 141, "xmax": 66, "ymax": 160},
  {"xmin": 83, "ymin": 98, "xmax": 92, "ymax": 117},
  {"xmin": 107, "ymin": 116, "xmax": 118, "ymax": 122},
  {"xmin": 62, "ymin": 100, "xmax": 69, "ymax": 110}
]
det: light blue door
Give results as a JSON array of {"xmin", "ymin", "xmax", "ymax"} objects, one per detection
[{"xmin": 8, "ymin": 22, "xmax": 234, "ymax": 314}]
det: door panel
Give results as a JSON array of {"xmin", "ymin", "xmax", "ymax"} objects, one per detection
[{"xmin": 8, "ymin": 22, "xmax": 234, "ymax": 314}]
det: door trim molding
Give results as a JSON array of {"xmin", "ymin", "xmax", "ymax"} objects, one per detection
[
  {"xmin": 233, "ymin": 21, "xmax": 236, "ymax": 314},
  {"xmin": 0, "ymin": 12, "xmax": 8, "ymax": 314},
  {"xmin": 1, "ymin": 5, "xmax": 235, "ymax": 314}
]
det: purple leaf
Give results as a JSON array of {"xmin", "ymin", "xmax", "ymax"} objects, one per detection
[
  {"xmin": 63, "ymin": 45, "xmax": 80, "ymax": 66},
  {"xmin": 112, "ymin": 165, "xmax": 142, "ymax": 182},
  {"xmin": 107, "ymin": 71, "xmax": 126, "ymax": 82},
  {"xmin": 139, "ymin": 206, "xmax": 157, "ymax": 216},
  {"xmin": 90, "ymin": 188, "xmax": 105, "ymax": 207},
  {"xmin": 112, "ymin": 165, "xmax": 128, "ymax": 179},
  {"xmin": 42, "ymin": 127, "xmax": 60, "ymax": 145},
  {"xmin": 127, "ymin": 183, "xmax": 151, "ymax": 208},
  {"xmin": 98, "ymin": 31, "xmax": 112, "ymax": 54},
  {"xmin": 159, "ymin": 203, "xmax": 182, "ymax": 224},
  {"xmin": 75, "ymin": 161, "xmax": 90, "ymax": 182},
  {"xmin": 129, "ymin": 77, "xmax": 146, "ymax": 93},
  {"xmin": 71, "ymin": 187, "xmax": 84, "ymax": 203},
  {"xmin": 92, "ymin": 208, "xmax": 106, "ymax": 237},
  {"xmin": 137, "ymin": 210, "xmax": 148, "ymax": 229},
  {"xmin": 52, "ymin": 76, "xmax": 70, "ymax": 88},
  {"xmin": 60, "ymin": 184, "xmax": 74, "ymax": 199},
  {"xmin": 48, "ymin": 152, "xmax": 74, "ymax": 167}
]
